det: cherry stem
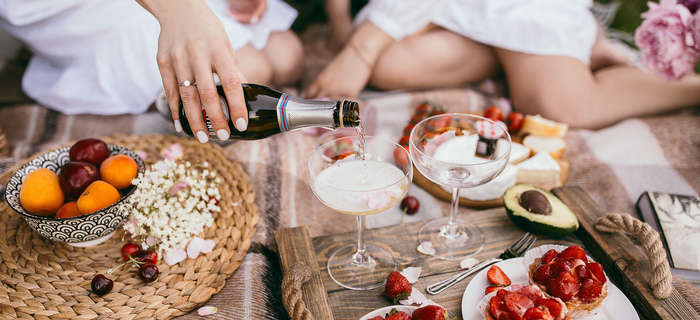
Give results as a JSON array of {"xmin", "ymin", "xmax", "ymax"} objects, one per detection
[{"xmin": 107, "ymin": 254, "xmax": 145, "ymax": 276}]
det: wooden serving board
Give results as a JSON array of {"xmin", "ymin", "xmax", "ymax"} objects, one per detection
[
  {"xmin": 276, "ymin": 186, "xmax": 698, "ymax": 320},
  {"xmin": 414, "ymin": 156, "xmax": 569, "ymax": 209}
]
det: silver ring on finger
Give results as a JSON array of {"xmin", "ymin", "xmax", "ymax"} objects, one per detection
[{"xmin": 178, "ymin": 80, "xmax": 197, "ymax": 87}]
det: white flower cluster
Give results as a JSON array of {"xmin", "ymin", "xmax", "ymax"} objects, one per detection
[{"xmin": 120, "ymin": 159, "xmax": 221, "ymax": 257}]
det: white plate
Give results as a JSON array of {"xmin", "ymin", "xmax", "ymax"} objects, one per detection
[
  {"xmin": 359, "ymin": 305, "xmax": 418, "ymax": 320},
  {"xmin": 461, "ymin": 258, "xmax": 639, "ymax": 319}
]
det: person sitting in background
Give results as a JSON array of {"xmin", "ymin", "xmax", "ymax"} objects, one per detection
[
  {"xmin": 306, "ymin": 0, "xmax": 700, "ymax": 129},
  {"xmin": 0, "ymin": 0, "xmax": 303, "ymax": 142}
]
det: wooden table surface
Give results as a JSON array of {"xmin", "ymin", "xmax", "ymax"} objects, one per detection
[{"xmin": 276, "ymin": 186, "xmax": 699, "ymax": 320}]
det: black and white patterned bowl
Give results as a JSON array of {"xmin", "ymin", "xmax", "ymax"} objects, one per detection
[{"xmin": 3, "ymin": 144, "xmax": 145, "ymax": 247}]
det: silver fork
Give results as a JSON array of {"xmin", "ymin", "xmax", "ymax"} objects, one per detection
[{"xmin": 426, "ymin": 232, "xmax": 536, "ymax": 295}]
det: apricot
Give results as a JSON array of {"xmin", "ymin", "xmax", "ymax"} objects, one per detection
[
  {"xmin": 55, "ymin": 201, "xmax": 83, "ymax": 219},
  {"xmin": 19, "ymin": 168, "xmax": 65, "ymax": 216},
  {"xmin": 100, "ymin": 154, "xmax": 138, "ymax": 190},
  {"xmin": 77, "ymin": 181, "xmax": 121, "ymax": 214}
]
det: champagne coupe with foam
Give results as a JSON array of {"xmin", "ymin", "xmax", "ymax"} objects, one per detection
[
  {"xmin": 409, "ymin": 113, "xmax": 511, "ymax": 260},
  {"xmin": 308, "ymin": 135, "xmax": 413, "ymax": 290}
]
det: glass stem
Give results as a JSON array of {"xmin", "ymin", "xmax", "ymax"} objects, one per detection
[
  {"xmin": 353, "ymin": 215, "xmax": 369, "ymax": 264},
  {"xmin": 446, "ymin": 187, "xmax": 461, "ymax": 237}
]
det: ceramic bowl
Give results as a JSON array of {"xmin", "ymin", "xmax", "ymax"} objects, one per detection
[{"xmin": 4, "ymin": 144, "xmax": 145, "ymax": 247}]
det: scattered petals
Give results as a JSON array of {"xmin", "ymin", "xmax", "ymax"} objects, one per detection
[
  {"xmin": 198, "ymin": 306, "xmax": 218, "ymax": 316},
  {"xmin": 163, "ymin": 247, "xmax": 187, "ymax": 265},
  {"xmin": 152, "ymin": 160, "xmax": 171, "ymax": 172},
  {"xmin": 170, "ymin": 180, "xmax": 189, "ymax": 196},
  {"xmin": 363, "ymin": 191, "xmax": 391, "ymax": 210},
  {"xmin": 187, "ymin": 237, "xmax": 216, "ymax": 259},
  {"xmin": 417, "ymin": 241, "xmax": 436, "ymax": 255},
  {"xmin": 401, "ymin": 267, "xmax": 422, "ymax": 284},
  {"xmin": 461, "ymin": 257, "xmax": 480, "ymax": 270},
  {"xmin": 382, "ymin": 185, "xmax": 403, "ymax": 198},
  {"xmin": 162, "ymin": 143, "xmax": 184, "ymax": 160},
  {"xmin": 136, "ymin": 150, "xmax": 148, "ymax": 160},
  {"xmin": 145, "ymin": 236, "xmax": 157, "ymax": 247},
  {"xmin": 399, "ymin": 288, "xmax": 427, "ymax": 306}
]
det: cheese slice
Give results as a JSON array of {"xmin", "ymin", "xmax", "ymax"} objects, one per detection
[
  {"xmin": 497, "ymin": 140, "xmax": 531, "ymax": 164},
  {"xmin": 441, "ymin": 164, "xmax": 518, "ymax": 201},
  {"xmin": 522, "ymin": 135, "xmax": 566, "ymax": 161},
  {"xmin": 516, "ymin": 152, "xmax": 560, "ymax": 189},
  {"xmin": 520, "ymin": 114, "xmax": 568, "ymax": 138}
]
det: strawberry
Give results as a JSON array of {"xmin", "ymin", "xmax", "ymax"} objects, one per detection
[
  {"xmin": 540, "ymin": 249, "xmax": 558, "ymax": 265},
  {"xmin": 578, "ymin": 278, "xmax": 603, "ymax": 302},
  {"xmin": 546, "ymin": 272, "xmax": 579, "ymax": 302},
  {"xmin": 385, "ymin": 271, "xmax": 412, "ymax": 303},
  {"xmin": 488, "ymin": 296, "xmax": 509, "ymax": 320},
  {"xmin": 412, "ymin": 304, "xmax": 453, "ymax": 320},
  {"xmin": 486, "ymin": 265, "xmax": 512, "ymax": 287},
  {"xmin": 485, "ymin": 285, "xmax": 503, "ymax": 295},
  {"xmin": 532, "ymin": 264, "xmax": 551, "ymax": 285},
  {"xmin": 516, "ymin": 286, "xmax": 543, "ymax": 301},
  {"xmin": 385, "ymin": 309, "xmax": 412, "ymax": 320},
  {"xmin": 586, "ymin": 261, "xmax": 606, "ymax": 284},
  {"xmin": 557, "ymin": 245, "xmax": 586, "ymax": 262},
  {"xmin": 534, "ymin": 298, "xmax": 564, "ymax": 319},
  {"xmin": 503, "ymin": 291, "xmax": 534, "ymax": 317},
  {"xmin": 522, "ymin": 307, "xmax": 553, "ymax": 320}
]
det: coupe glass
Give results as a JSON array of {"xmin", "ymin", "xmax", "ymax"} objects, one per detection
[
  {"xmin": 409, "ymin": 113, "xmax": 511, "ymax": 260},
  {"xmin": 308, "ymin": 135, "xmax": 413, "ymax": 290}
]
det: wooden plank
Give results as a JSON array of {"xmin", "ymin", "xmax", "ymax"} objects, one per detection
[
  {"xmin": 553, "ymin": 186, "xmax": 700, "ymax": 320},
  {"xmin": 275, "ymin": 226, "xmax": 335, "ymax": 320},
  {"xmin": 311, "ymin": 205, "xmax": 581, "ymax": 320}
]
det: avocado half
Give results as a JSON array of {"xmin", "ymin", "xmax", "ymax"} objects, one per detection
[{"xmin": 503, "ymin": 184, "xmax": 579, "ymax": 236}]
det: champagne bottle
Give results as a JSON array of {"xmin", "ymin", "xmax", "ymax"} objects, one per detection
[{"xmin": 178, "ymin": 83, "xmax": 360, "ymax": 140}]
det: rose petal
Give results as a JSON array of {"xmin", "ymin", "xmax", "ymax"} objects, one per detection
[
  {"xmin": 417, "ymin": 241, "xmax": 436, "ymax": 255},
  {"xmin": 399, "ymin": 288, "xmax": 427, "ymax": 306},
  {"xmin": 401, "ymin": 267, "xmax": 421, "ymax": 284},
  {"xmin": 364, "ymin": 191, "xmax": 391, "ymax": 210},
  {"xmin": 170, "ymin": 180, "xmax": 189, "ymax": 196},
  {"xmin": 460, "ymin": 257, "xmax": 479, "ymax": 269},
  {"xmin": 198, "ymin": 306, "xmax": 218, "ymax": 316},
  {"xmin": 136, "ymin": 150, "xmax": 148, "ymax": 160},
  {"xmin": 163, "ymin": 247, "xmax": 187, "ymax": 265},
  {"xmin": 153, "ymin": 160, "xmax": 170, "ymax": 172},
  {"xmin": 383, "ymin": 185, "xmax": 403, "ymax": 198},
  {"xmin": 187, "ymin": 237, "xmax": 216, "ymax": 259},
  {"xmin": 162, "ymin": 143, "xmax": 184, "ymax": 160},
  {"xmin": 145, "ymin": 236, "xmax": 157, "ymax": 247}
]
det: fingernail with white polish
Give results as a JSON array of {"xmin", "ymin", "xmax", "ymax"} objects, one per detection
[
  {"xmin": 216, "ymin": 129, "xmax": 230, "ymax": 140},
  {"xmin": 235, "ymin": 118, "xmax": 248, "ymax": 132},
  {"xmin": 174, "ymin": 120, "xmax": 183, "ymax": 132},
  {"xmin": 196, "ymin": 131, "xmax": 209, "ymax": 143}
]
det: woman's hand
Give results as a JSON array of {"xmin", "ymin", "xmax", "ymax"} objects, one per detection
[
  {"xmin": 137, "ymin": 0, "xmax": 249, "ymax": 143},
  {"xmin": 305, "ymin": 45, "xmax": 373, "ymax": 99}
]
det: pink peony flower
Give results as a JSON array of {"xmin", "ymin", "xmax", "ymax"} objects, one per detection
[
  {"xmin": 689, "ymin": 12, "xmax": 700, "ymax": 51},
  {"xmin": 635, "ymin": 0, "xmax": 699, "ymax": 80}
]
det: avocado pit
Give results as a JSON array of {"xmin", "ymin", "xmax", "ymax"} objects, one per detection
[{"xmin": 518, "ymin": 190, "xmax": 552, "ymax": 215}]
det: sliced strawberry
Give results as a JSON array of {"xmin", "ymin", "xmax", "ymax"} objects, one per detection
[
  {"xmin": 523, "ymin": 307, "xmax": 553, "ymax": 320},
  {"xmin": 517, "ymin": 285, "xmax": 543, "ymax": 301},
  {"xmin": 488, "ymin": 296, "xmax": 509, "ymax": 320},
  {"xmin": 485, "ymin": 285, "xmax": 504, "ymax": 295},
  {"xmin": 586, "ymin": 261, "xmax": 606, "ymax": 284},
  {"xmin": 385, "ymin": 309, "xmax": 412, "ymax": 320},
  {"xmin": 578, "ymin": 278, "xmax": 603, "ymax": 303},
  {"xmin": 496, "ymin": 288, "xmax": 509, "ymax": 299},
  {"xmin": 534, "ymin": 298, "xmax": 564, "ymax": 319},
  {"xmin": 486, "ymin": 265, "xmax": 512, "ymax": 287},
  {"xmin": 507, "ymin": 310, "xmax": 524, "ymax": 320},
  {"xmin": 548, "ymin": 261, "xmax": 572, "ymax": 278},
  {"xmin": 504, "ymin": 291, "xmax": 534, "ymax": 317},
  {"xmin": 546, "ymin": 272, "xmax": 579, "ymax": 302},
  {"xmin": 557, "ymin": 245, "xmax": 586, "ymax": 262},
  {"xmin": 533, "ymin": 264, "xmax": 551, "ymax": 285},
  {"xmin": 412, "ymin": 304, "xmax": 451, "ymax": 320},
  {"xmin": 384, "ymin": 271, "xmax": 412, "ymax": 303},
  {"xmin": 540, "ymin": 250, "xmax": 558, "ymax": 265}
]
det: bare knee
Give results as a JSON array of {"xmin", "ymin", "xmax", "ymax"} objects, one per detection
[
  {"xmin": 236, "ymin": 45, "xmax": 273, "ymax": 85},
  {"xmin": 263, "ymin": 30, "xmax": 304, "ymax": 86}
]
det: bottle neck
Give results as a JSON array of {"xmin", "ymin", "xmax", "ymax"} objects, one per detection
[{"xmin": 277, "ymin": 95, "xmax": 358, "ymax": 132}]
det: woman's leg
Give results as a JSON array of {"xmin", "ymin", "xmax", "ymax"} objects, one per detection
[
  {"xmin": 236, "ymin": 45, "xmax": 273, "ymax": 85},
  {"xmin": 261, "ymin": 30, "xmax": 304, "ymax": 86},
  {"xmin": 369, "ymin": 27, "xmax": 500, "ymax": 91},
  {"xmin": 495, "ymin": 48, "xmax": 700, "ymax": 129}
]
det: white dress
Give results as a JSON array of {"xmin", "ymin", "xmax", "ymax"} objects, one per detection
[
  {"xmin": 356, "ymin": 0, "xmax": 598, "ymax": 65},
  {"xmin": 0, "ymin": 0, "xmax": 297, "ymax": 115}
]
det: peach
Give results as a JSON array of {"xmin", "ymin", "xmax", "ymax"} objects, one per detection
[
  {"xmin": 19, "ymin": 168, "xmax": 65, "ymax": 216},
  {"xmin": 100, "ymin": 154, "xmax": 138, "ymax": 190},
  {"xmin": 77, "ymin": 181, "xmax": 121, "ymax": 214},
  {"xmin": 55, "ymin": 201, "xmax": 83, "ymax": 219}
]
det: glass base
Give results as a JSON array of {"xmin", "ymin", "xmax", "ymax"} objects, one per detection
[
  {"xmin": 418, "ymin": 217, "xmax": 485, "ymax": 260},
  {"xmin": 327, "ymin": 243, "xmax": 396, "ymax": 290}
]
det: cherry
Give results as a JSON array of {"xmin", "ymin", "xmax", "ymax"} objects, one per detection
[
  {"xmin": 121, "ymin": 242, "xmax": 141, "ymax": 261},
  {"xmin": 69, "ymin": 138, "xmax": 110, "ymax": 167},
  {"xmin": 136, "ymin": 249, "xmax": 158, "ymax": 265},
  {"xmin": 91, "ymin": 274, "xmax": 113, "ymax": 296},
  {"xmin": 400, "ymin": 196, "xmax": 420, "ymax": 215},
  {"xmin": 137, "ymin": 263, "xmax": 159, "ymax": 282}
]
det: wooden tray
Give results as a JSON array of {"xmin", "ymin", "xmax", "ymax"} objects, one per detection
[
  {"xmin": 0, "ymin": 134, "xmax": 259, "ymax": 319},
  {"xmin": 414, "ymin": 156, "xmax": 569, "ymax": 209},
  {"xmin": 277, "ymin": 186, "xmax": 698, "ymax": 320}
]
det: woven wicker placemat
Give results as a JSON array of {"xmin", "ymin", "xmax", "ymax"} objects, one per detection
[{"xmin": 0, "ymin": 134, "xmax": 258, "ymax": 319}]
